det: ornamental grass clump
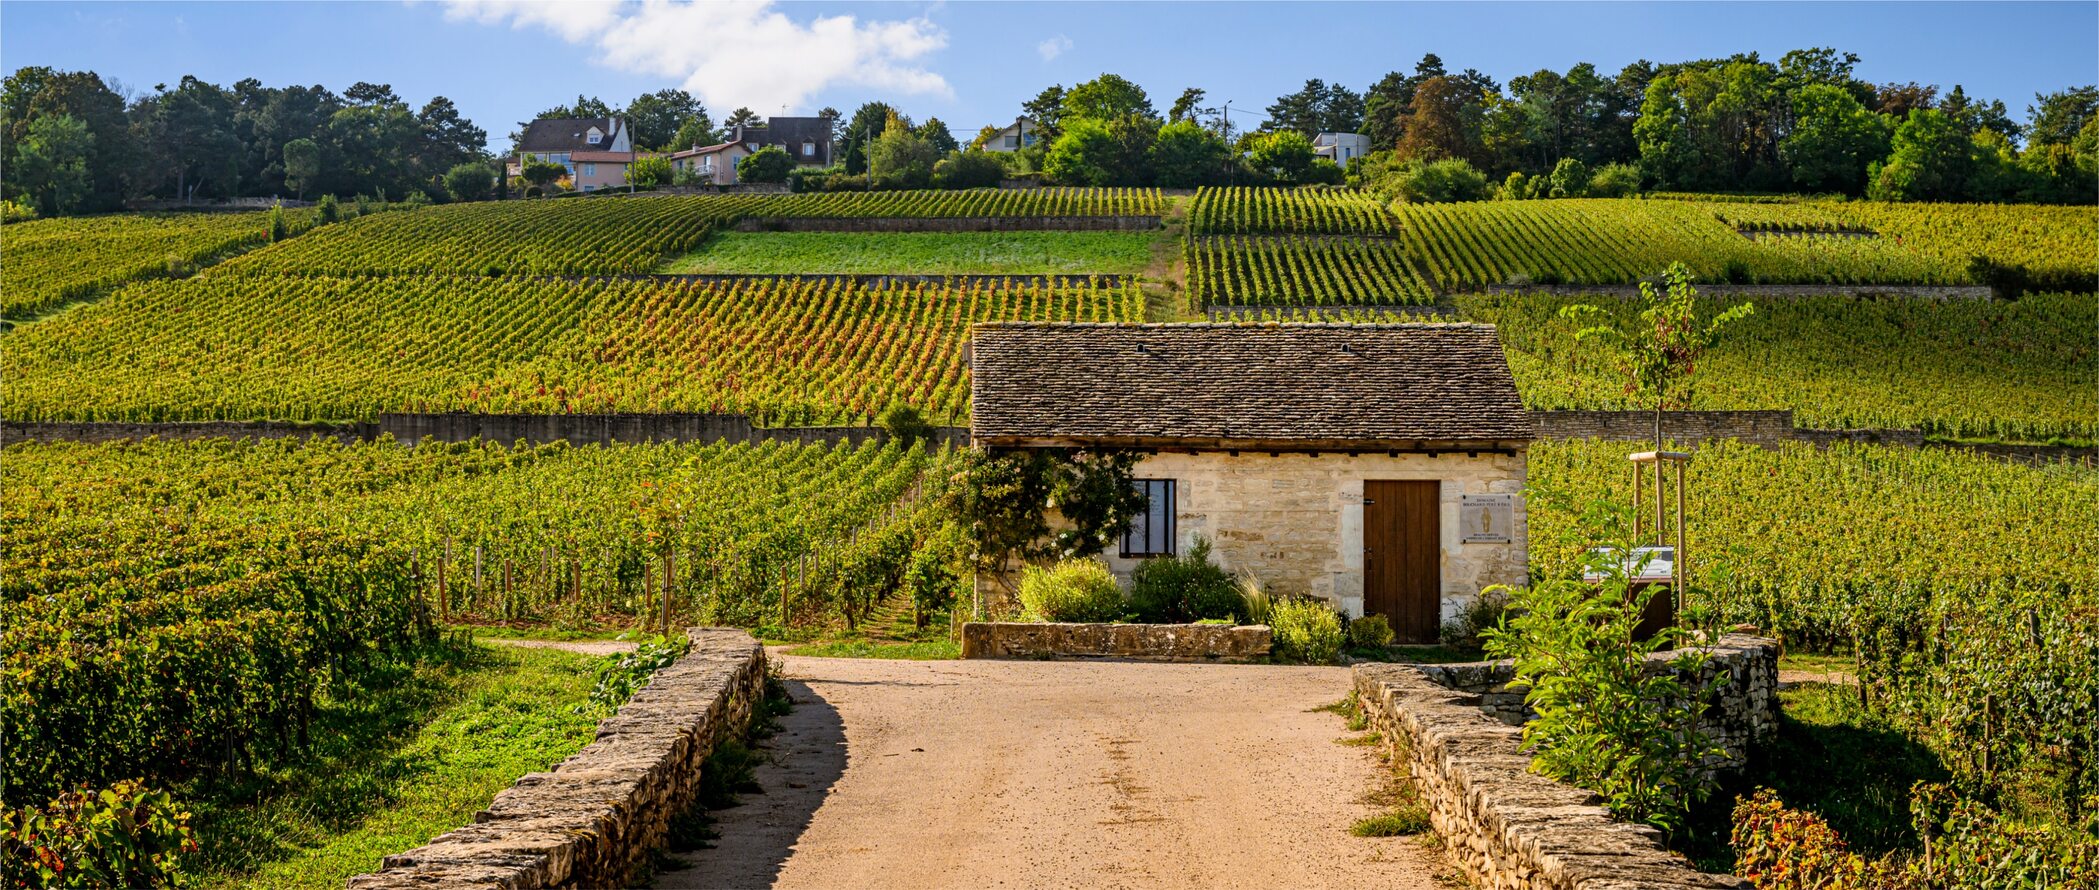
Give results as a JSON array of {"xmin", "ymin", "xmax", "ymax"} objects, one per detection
[
  {"xmin": 1270, "ymin": 597, "xmax": 1345, "ymax": 664},
  {"xmin": 1018, "ymin": 559, "xmax": 1125, "ymax": 623}
]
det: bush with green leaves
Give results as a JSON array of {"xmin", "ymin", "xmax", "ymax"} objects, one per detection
[
  {"xmin": 1128, "ymin": 537, "xmax": 1240, "ymax": 622},
  {"xmin": 584, "ymin": 634, "xmax": 693, "ymax": 712},
  {"xmin": 1236, "ymin": 575, "xmax": 1274, "ymax": 626},
  {"xmin": 1347, "ymin": 614, "xmax": 1394, "ymax": 649},
  {"xmin": 1018, "ymin": 560, "xmax": 1125, "ymax": 622},
  {"xmin": 1480, "ymin": 553, "xmax": 1724, "ymax": 832},
  {"xmin": 1270, "ymin": 597, "xmax": 1344, "ymax": 664},
  {"xmin": 2, "ymin": 780, "xmax": 198, "ymax": 888},
  {"xmin": 1440, "ymin": 588, "xmax": 1512, "ymax": 648}
]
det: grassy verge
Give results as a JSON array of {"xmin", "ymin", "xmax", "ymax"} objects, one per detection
[
  {"xmin": 785, "ymin": 639, "xmax": 961, "ymax": 660},
  {"xmin": 659, "ymin": 231, "xmax": 1155, "ymax": 275},
  {"xmin": 1674, "ymin": 681, "xmax": 1945, "ymax": 871},
  {"xmin": 450, "ymin": 621, "xmax": 650, "ymax": 642},
  {"xmin": 193, "ymin": 644, "xmax": 603, "ymax": 889}
]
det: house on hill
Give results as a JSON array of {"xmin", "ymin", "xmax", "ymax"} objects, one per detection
[
  {"xmin": 512, "ymin": 117, "xmax": 638, "ymax": 192},
  {"xmin": 666, "ymin": 141, "xmax": 751, "ymax": 186},
  {"xmin": 980, "ymin": 117, "xmax": 1043, "ymax": 152},
  {"xmin": 970, "ymin": 323, "xmax": 1533, "ymax": 642},
  {"xmin": 1313, "ymin": 132, "xmax": 1372, "ymax": 167}
]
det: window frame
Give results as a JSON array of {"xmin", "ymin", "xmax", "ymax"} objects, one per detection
[{"xmin": 1119, "ymin": 478, "xmax": 1178, "ymax": 559}]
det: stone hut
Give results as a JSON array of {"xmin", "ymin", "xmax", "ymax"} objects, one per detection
[{"xmin": 970, "ymin": 323, "xmax": 1534, "ymax": 643}]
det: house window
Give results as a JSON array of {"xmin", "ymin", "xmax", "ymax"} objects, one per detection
[
  {"xmin": 1024, "ymin": 133, "xmax": 1037, "ymax": 146},
  {"xmin": 587, "ymin": 132, "xmax": 601, "ymax": 145},
  {"xmin": 802, "ymin": 141, "xmax": 815, "ymax": 157},
  {"xmin": 1121, "ymin": 479, "xmax": 1177, "ymax": 558},
  {"xmin": 1004, "ymin": 134, "xmax": 1018, "ymax": 148},
  {"xmin": 583, "ymin": 162, "xmax": 597, "ymax": 177}
]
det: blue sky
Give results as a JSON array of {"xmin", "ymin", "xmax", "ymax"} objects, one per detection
[{"xmin": 4, "ymin": 1, "xmax": 2093, "ymax": 146}]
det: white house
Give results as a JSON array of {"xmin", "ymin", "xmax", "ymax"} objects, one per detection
[
  {"xmin": 970, "ymin": 323, "xmax": 1534, "ymax": 643},
  {"xmin": 1313, "ymin": 132, "xmax": 1373, "ymax": 167},
  {"xmin": 981, "ymin": 117, "xmax": 1044, "ymax": 153}
]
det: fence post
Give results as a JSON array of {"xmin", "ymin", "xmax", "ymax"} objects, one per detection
[{"xmin": 662, "ymin": 550, "xmax": 675, "ymax": 635}]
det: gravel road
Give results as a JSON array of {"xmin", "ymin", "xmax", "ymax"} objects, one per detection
[{"xmin": 655, "ymin": 655, "xmax": 1446, "ymax": 890}]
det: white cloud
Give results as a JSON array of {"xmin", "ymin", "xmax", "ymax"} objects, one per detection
[
  {"xmin": 442, "ymin": 0, "xmax": 951, "ymax": 112},
  {"xmin": 1036, "ymin": 34, "xmax": 1072, "ymax": 62}
]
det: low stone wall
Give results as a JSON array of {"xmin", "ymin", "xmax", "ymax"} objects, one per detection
[
  {"xmin": 2, "ymin": 420, "xmax": 374, "ymax": 445},
  {"xmin": 348, "ymin": 628, "xmax": 767, "ymax": 890},
  {"xmin": 1409, "ymin": 634, "xmax": 1779, "ymax": 768},
  {"xmin": 1351, "ymin": 637, "xmax": 1779, "ymax": 890},
  {"xmin": 1531, "ymin": 410, "xmax": 1803, "ymax": 447},
  {"xmin": 960, "ymin": 621, "xmax": 1272, "ymax": 661},
  {"xmin": 1485, "ymin": 282, "xmax": 1991, "ymax": 301},
  {"xmin": 736, "ymin": 215, "xmax": 1161, "ymax": 233},
  {"xmin": 1204, "ymin": 304, "xmax": 1459, "ymax": 320},
  {"xmin": 6, "ymin": 414, "xmax": 970, "ymax": 450},
  {"xmin": 643, "ymin": 272, "xmax": 1132, "ymax": 289}
]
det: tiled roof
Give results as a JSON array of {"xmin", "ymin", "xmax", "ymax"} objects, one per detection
[
  {"xmin": 736, "ymin": 116, "xmax": 833, "ymax": 146},
  {"xmin": 518, "ymin": 118, "xmax": 623, "ymax": 153},
  {"xmin": 970, "ymin": 323, "xmax": 1533, "ymax": 448}
]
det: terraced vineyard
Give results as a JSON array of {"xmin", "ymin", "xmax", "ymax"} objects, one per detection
[
  {"xmin": 1528, "ymin": 438, "xmax": 2099, "ymax": 649},
  {"xmin": 1185, "ymin": 235, "xmax": 1435, "ymax": 306},
  {"xmin": 746, "ymin": 187, "xmax": 1164, "ymax": 219},
  {"xmin": 213, "ymin": 196, "xmax": 739, "ymax": 276},
  {"xmin": 1466, "ymin": 291, "xmax": 2098, "ymax": 442},
  {"xmin": 1, "ymin": 435, "xmax": 934, "ymax": 802},
  {"xmin": 2, "ymin": 274, "xmax": 1141, "ymax": 424},
  {"xmin": 1394, "ymin": 199, "xmax": 1959, "ymax": 289},
  {"xmin": 1188, "ymin": 186, "xmax": 1397, "ymax": 236},
  {"xmin": 0, "ymin": 209, "xmax": 317, "ymax": 321}
]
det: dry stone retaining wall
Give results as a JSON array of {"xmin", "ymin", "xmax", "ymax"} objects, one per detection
[
  {"xmin": 735, "ymin": 215, "xmax": 1160, "ymax": 233},
  {"xmin": 4, "ymin": 414, "xmax": 969, "ymax": 449},
  {"xmin": 1350, "ymin": 634, "xmax": 1778, "ymax": 890},
  {"xmin": 347, "ymin": 628, "xmax": 767, "ymax": 890},
  {"xmin": 1485, "ymin": 283, "xmax": 1991, "ymax": 301},
  {"xmin": 1410, "ymin": 634, "xmax": 1779, "ymax": 768},
  {"xmin": 960, "ymin": 621, "xmax": 1272, "ymax": 661}
]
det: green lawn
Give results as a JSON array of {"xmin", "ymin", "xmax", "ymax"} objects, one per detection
[
  {"xmin": 786, "ymin": 639, "xmax": 962, "ymax": 660},
  {"xmin": 659, "ymin": 231, "xmax": 1155, "ymax": 275},
  {"xmin": 193, "ymin": 644, "xmax": 603, "ymax": 889}
]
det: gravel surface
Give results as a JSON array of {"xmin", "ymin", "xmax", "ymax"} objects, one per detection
[{"xmin": 655, "ymin": 655, "xmax": 1446, "ymax": 890}]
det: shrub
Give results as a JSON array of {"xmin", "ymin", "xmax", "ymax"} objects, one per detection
[
  {"xmin": 1, "ymin": 780, "xmax": 198, "ymax": 888},
  {"xmin": 316, "ymin": 193, "xmax": 340, "ymax": 224},
  {"xmin": 821, "ymin": 173, "xmax": 870, "ymax": 192},
  {"xmin": 1128, "ymin": 536, "xmax": 1241, "ymax": 622},
  {"xmin": 1271, "ymin": 597, "xmax": 1344, "ymax": 664},
  {"xmin": 1481, "ymin": 562, "xmax": 1724, "ymax": 832},
  {"xmin": 1018, "ymin": 560, "xmax": 1125, "ymax": 622},
  {"xmin": 2, "ymin": 199, "xmax": 40, "ymax": 224},
  {"xmin": 1589, "ymin": 162, "xmax": 1643, "ymax": 198},
  {"xmin": 584, "ymin": 633, "xmax": 692, "ymax": 712},
  {"xmin": 1440, "ymin": 588, "xmax": 1511, "ymax": 648},
  {"xmin": 625, "ymin": 156, "xmax": 673, "ymax": 190},
  {"xmin": 444, "ymin": 161, "xmax": 496, "ymax": 202},
  {"xmin": 737, "ymin": 146, "xmax": 794, "ymax": 183},
  {"xmin": 1389, "ymin": 158, "xmax": 1491, "ymax": 203},
  {"xmin": 1731, "ymin": 787, "xmax": 1895, "ymax": 889},
  {"xmin": 878, "ymin": 403, "xmax": 934, "ymax": 445},
  {"xmin": 933, "ymin": 151, "xmax": 1007, "ymax": 190},
  {"xmin": 266, "ymin": 205, "xmax": 288, "ymax": 242},
  {"xmin": 1348, "ymin": 614, "xmax": 1395, "ymax": 649}
]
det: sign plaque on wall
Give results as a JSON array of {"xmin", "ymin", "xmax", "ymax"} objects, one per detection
[{"xmin": 1460, "ymin": 494, "xmax": 1515, "ymax": 544}]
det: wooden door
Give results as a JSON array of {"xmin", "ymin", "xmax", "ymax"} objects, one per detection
[{"xmin": 1364, "ymin": 480, "xmax": 1441, "ymax": 643}]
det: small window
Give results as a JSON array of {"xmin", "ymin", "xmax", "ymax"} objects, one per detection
[
  {"xmin": 1004, "ymin": 135, "xmax": 1018, "ymax": 148},
  {"xmin": 583, "ymin": 163, "xmax": 596, "ymax": 177},
  {"xmin": 587, "ymin": 132, "xmax": 601, "ymax": 145},
  {"xmin": 1121, "ymin": 479, "xmax": 1177, "ymax": 558},
  {"xmin": 802, "ymin": 141, "xmax": 816, "ymax": 157}
]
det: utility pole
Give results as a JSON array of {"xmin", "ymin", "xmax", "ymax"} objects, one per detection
[{"xmin": 1222, "ymin": 100, "xmax": 1235, "ymax": 185}]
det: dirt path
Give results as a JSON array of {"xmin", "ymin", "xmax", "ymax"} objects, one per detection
[{"xmin": 655, "ymin": 656, "xmax": 1446, "ymax": 890}]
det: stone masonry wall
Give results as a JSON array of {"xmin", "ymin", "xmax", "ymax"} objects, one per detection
[
  {"xmin": 958, "ymin": 621, "xmax": 1272, "ymax": 661},
  {"xmin": 347, "ymin": 628, "xmax": 767, "ymax": 890},
  {"xmin": 1350, "ymin": 638, "xmax": 1780, "ymax": 890},
  {"xmin": 1484, "ymin": 283, "xmax": 1991, "ymax": 301},
  {"xmin": 4, "ymin": 414, "xmax": 970, "ymax": 450},
  {"xmin": 1099, "ymin": 451, "xmax": 1530, "ymax": 625},
  {"xmin": 1410, "ymin": 634, "xmax": 1779, "ymax": 768},
  {"xmin": 736, "ymin": 215, "xmax": 1161, "ymax": 233}
]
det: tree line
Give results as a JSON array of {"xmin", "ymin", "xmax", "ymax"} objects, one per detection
[{"xmin": 2, "ymin": 69, "xmax": 488, "ymax": 216}]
